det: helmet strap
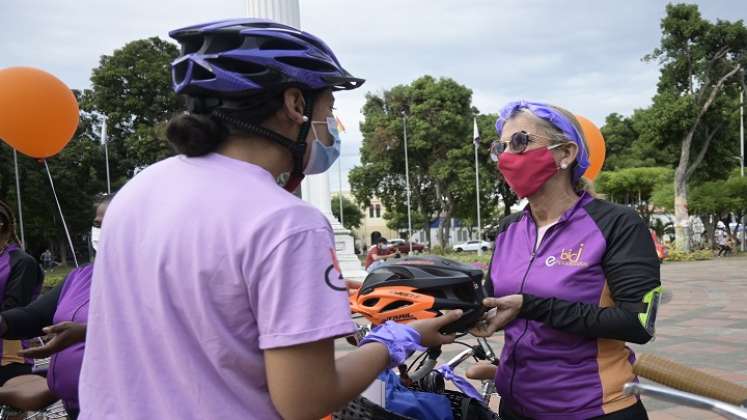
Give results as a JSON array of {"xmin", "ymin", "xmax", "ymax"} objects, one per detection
[{"xmin": 213, "ymin": 91, "xmax": 315, "ymax": 192}]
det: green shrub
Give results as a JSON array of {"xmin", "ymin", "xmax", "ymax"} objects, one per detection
[{"xmin": 664, "ymin": 248, "xmax": 713, "ymax": 262}]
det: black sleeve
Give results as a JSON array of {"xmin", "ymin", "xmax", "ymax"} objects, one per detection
[
  {"xmin": 518, "ymin": 203, "xmax": 661, "ymax": 344},
  {"xmin": 1, "ymin": 281, "xmax": 64, "ymax": 339},
  {"xmin": 3, "ymin": 252, "xmax": 44, "ymax": 311}
]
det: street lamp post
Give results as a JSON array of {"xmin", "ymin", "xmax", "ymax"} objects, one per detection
[{"xmin": 402, "ymin": 111, "xmax": 413, "ymax": 254}]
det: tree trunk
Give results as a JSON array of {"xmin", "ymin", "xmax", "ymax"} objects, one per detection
[
  {"xmin": 674, "ymin": 64, "xmax": 743, "ymax": 251},
  {"xmin": 674, "ymin": 164, "xmax": 690, "ymax": 251},
  {"xmin": 57, "ymin": 237, "xmax": 68, "ymax": 265},
  {"xmin": 701, "ymin": 214, "xmax": 715, "ymax": 249}
]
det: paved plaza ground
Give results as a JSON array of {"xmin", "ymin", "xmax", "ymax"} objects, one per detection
[{"xmin": 337, "ymin": 255, "xmax": 747, "ymax": 419}]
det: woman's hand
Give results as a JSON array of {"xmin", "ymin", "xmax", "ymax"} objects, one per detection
[
  {"xmin": 345, "ymin": 279, "xmax": 362, "ymax": 296},
  {"xmin": 408, "ymin": 310, "xmax": 463, "ymax": 347},
  {"xmin": 18, "ymin": 321, "xmax": 86, "ymax": 359},
  {"xmin": 470, "ymin": 295, "xmax": 523, "ymax": 337}
]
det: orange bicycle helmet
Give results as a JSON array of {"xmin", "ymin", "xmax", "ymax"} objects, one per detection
[{"xmin": 350, "ymin": 256, "xmax": 485, "ymax": 334}]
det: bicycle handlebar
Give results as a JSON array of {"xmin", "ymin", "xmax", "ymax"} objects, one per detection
[
  {"xmin": 634, "ymin": 353, "xmax": 747, "ymax": 407},
  {"xmin": 624, "ymin": 383, "xmax": 747, "ymax": 420}
]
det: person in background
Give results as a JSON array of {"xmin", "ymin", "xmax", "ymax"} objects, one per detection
[
  {"xmin": 0, "ymin": 194, "xmax": 113, "ymax": 419},
  {"xmin": 716, "ymin": 222, "xmax": 730, "ymax": 256},
  {"xmin": 365, "ymin": 237, "xmax": 399, "ymax": 271},
  {"xmin": 0, "ymin": 200, "xmax": 44, "ymax": 385},
  {"xmin": 40, "ymin": 250, "xmax": 53, "ymax": 271}
]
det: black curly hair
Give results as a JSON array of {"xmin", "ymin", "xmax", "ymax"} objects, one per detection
[{"xmin": 0, "ymin": 200, "xmax": 21, "ymax": 245}]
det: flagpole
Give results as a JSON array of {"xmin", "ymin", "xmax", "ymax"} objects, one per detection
[
  {"xmin": 403, "ymin": 111, "xmax": 413, "ymax": 254},
  {"xmin": 101, "ymin": 116, "xmax": 111, "ymax": 194},
  {"xmin": 12, "ymin": 149, "xmax": 25, "ymax": 249},
  {"xmin": 473, "ymin": 117, "xmax": 483, "ymax": 256}
]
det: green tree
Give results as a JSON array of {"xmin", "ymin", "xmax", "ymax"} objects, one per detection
[
  {"xmin": 596, "ymin": 167, "xmax": 674, "ymax": 224},
  {"xmin": 84, "ymin": 37, "xmax": 182, "ymax": 183},
  {"xmin": 0, "ymin": 106, "xmax": 105, "ymax": 263},
  {"xmin": 601, "ymin": 112, "xmax": 640, "ymax": 170},
  {"xmin": 689, "ymin": 180, "xmax": 735, "ymax": 247},
  {"xmin": 350, "ymin": 76, "xmax": 482, "ymax": 247},
  {"xmin": 644, "ymin": 3, "xmax": 747, "ymax": 250},
  {"xmin": 330, "ymin": 194, "xmax": 364, "ymax": 231},
  {"xmin": 0, "ymin": 37, "xmax": 182, "ymax": 262}
]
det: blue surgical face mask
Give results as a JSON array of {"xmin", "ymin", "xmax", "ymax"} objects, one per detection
[
  {"xmin": 304, "ymin": 116, "xmax": 341, "ymax": 175},
  {"xmin": 91, "ymin": 226, "xmax": 101, "ymax": 252}
]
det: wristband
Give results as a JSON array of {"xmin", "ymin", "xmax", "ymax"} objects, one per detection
[{"xmin": 359, "ymin": 321, "xmax": 425, "ymax": 368}]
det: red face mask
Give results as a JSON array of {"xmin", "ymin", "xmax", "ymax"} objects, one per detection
[{"xmin": 498, "ymin": 147, "xmax": 558, "ymax": 198}]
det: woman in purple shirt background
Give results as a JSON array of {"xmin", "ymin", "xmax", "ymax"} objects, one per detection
[
  {"xmin": 0, "ymin": 195, "xmax": 112, "ymax": 419},
  {"xmin": 0, "ymin": 200, "xmax": 44, "ymax": 385}
]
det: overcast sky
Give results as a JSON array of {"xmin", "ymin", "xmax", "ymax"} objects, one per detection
[{"xmin": 2, "ymin": 0, "xmax": 744, "ymax": 191}]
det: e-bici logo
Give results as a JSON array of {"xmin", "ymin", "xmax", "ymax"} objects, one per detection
[{"xmin": 545, "ymin": 243, "xmax": 588, "ymax": 268}]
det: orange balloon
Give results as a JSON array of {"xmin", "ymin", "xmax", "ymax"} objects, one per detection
[
  {"xmin": 0, "ymin": 67, "xmax": 79, "ymax": 158},
  {"xmin": 576, "ymin": 114, "xmax": 606, "ymax": 181}
]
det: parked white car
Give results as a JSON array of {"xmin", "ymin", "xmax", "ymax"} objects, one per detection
[{"xmin": 452, "ymin": 240, "xmax": 492, "ymax": 252}]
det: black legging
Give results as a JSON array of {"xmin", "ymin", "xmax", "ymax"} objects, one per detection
[
  {"xmin": 499, "ymin": 399, "xmax": 649, "ymax": 420},
  {"xmin": 718, "ymin": 245, "xmax": 731, "ymax": 256}
]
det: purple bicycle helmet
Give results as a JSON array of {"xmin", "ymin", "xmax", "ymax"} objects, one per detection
[
  {"xmin": 168, "ymin": 18, "xmax": 364, "ymax": 192},
  {"xmin": 169, "ymin": 18, "xmax": 364, "ymax": 98}
]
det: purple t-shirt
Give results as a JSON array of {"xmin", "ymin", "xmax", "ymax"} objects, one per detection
[
  {"xmin": 48, "ymin": 264, "xmax": 92, "ymax": 412},
  {"xmin": 79, "ymin": 154, "xmax": 355, "ymax": 419}
]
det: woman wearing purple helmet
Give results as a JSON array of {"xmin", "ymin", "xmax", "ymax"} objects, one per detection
[
  {"xmin": 78, "ymin": 19, "xmax": 460, "ymax": 420},
  {"xmin": 470, "ymin": 101, "xmax": 661, "ymax": 419}
]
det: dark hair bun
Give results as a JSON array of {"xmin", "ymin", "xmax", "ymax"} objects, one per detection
[{"xmin": 166, "ymin": 113, "xmax": 228, "ymax": 157}]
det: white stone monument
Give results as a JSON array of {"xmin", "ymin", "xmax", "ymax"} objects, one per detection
[{"xmin": 247, "ymin": 0, "xmax": 368, "ymax": 281}]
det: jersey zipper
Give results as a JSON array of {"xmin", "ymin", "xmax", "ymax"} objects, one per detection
[{"xmin": 507, "ymin": 219, "xmax": 564, "ymax": 415}]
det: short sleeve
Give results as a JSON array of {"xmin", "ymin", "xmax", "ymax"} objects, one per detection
[{"xmin": 252, "ymin": 228, "xmax": 356, "ymax": 350}]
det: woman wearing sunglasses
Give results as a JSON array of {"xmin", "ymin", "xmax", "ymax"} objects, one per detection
[{"xmin": 471, "ymin": 101, "xmax": 661, "ymax": 419}]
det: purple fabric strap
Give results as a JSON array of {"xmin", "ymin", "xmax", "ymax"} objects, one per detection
[
  {"xmin": 495, "ymin": 100, "xmax": 590, "ymax": 182},
  {"xmin": 359, "ymin": 321, "xmax": 425, "ymax": 369},
  {"xmin": 436, "ymin": 364, "xmax": 483, "ymax": 401}
]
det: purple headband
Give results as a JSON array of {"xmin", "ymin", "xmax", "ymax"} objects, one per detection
[{"xmin": 495, "ymin": 100, "xmax": 590, "ymax": 182}]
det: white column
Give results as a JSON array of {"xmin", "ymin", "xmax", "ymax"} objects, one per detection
[
  {"xmin": 247, "ymin": 0, "xmax": 300, "ymax": 27},
  {"xmin": 247, "ymin": 0, "xmax": 367, "ymax": 280}
]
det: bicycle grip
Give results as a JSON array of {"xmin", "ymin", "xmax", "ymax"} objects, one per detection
[{"xmin": 634, "ymin": 353, "xmax": 747, "ymax": 406}]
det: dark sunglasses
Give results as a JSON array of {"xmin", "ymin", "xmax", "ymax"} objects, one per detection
[{"xmin": 489, "ymin": 131, "xmax": 563, "ymax": 162}]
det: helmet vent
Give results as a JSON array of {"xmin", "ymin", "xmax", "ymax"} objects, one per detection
[
  {"xmin": 192, "ymin": 64, "xmax": 214, "ymax": 81},
  {"xmin": 362, "ymin": 298, "xmax": 380, "ymax": 307},
  {"xmin": 207, "ymin": 57, "xmax": 267, "ymax": 77},
  {"xmin": 203, "ymin": 33, "xmax": 245, "ymax": 54},
  {"xmin": 276, "ymin": 56, "xmax": 338, "ymax": 72},
  {"xmin": 381, "ymin": 301, "xmax": 409, "ymax": 312},
  {"xmin": 260, "ymin": 38, "xmax": 306, "ymax": 51},
  {"xmin": 180, "ymin": 35, "xmax": 203, "ymax": 55}
]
